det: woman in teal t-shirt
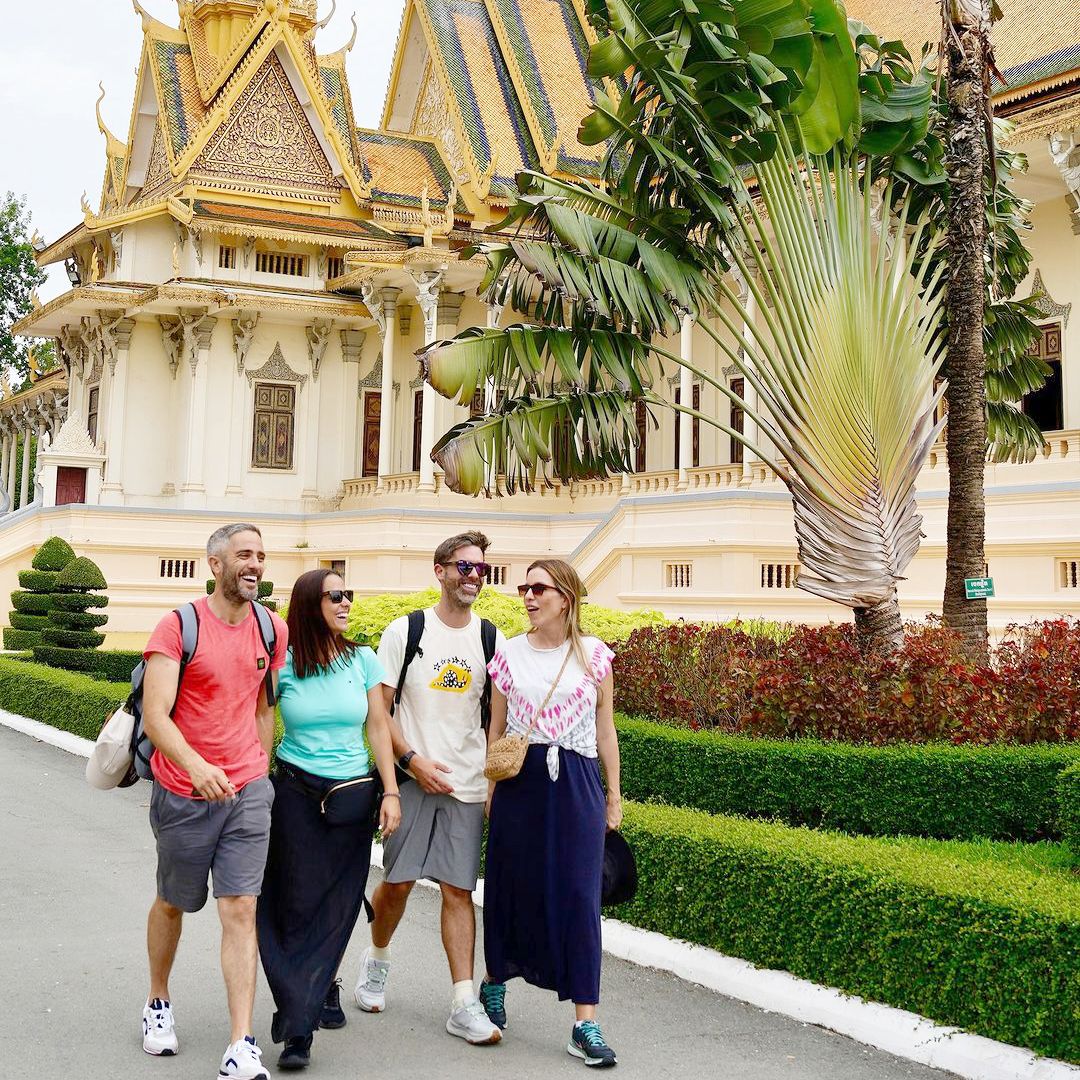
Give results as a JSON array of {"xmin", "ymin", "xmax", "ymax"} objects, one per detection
[{"xmin": 257, "ymin": 570, "xmax": 400, "ymax": 1072}]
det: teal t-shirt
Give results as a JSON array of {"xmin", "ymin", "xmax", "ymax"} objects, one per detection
[{"xmin": 276, "ymin": 645, "xmax": 387, "ymax": 780}]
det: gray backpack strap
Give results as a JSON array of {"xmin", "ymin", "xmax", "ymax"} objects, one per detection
[
  {"xmin": 251, "ymin": 601, "xmax": 278, "ymax": 707},
  {"xmin": 172, "ymin": 603, "xmax": 200, "ymax": 716}
]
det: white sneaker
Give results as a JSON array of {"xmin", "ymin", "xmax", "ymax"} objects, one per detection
[
  {"xmin": 142, "ymin": 998, "xmax": 178, "ymax": 1056},
  {"xmin": 354, "ymin": 946, "xmax": 390, "ymax": 1013},
  {"xmin": 218, "ymin": 1036, "xmax": 271, "ymax": 1080},
  {"xmin": 446, "ymin": 998, "xmax": 502, "ymax": 1045}
]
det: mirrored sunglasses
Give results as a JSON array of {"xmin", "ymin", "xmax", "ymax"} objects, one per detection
[{"xmin": 442, "ymin": 560, "xmax": 492, "ymax": 579}]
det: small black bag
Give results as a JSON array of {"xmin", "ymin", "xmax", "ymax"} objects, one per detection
[{"xmin": 320, "ymin": 774, "xmax": 380, "ymax": 827}]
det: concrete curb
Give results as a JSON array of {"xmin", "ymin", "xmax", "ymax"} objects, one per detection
[{"xmin": 4, "ymin": 708, "xmax": 1078, "ymax": 1080}]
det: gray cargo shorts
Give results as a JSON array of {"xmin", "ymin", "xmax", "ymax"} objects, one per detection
[
  {"xmin": 382, "ymin": 780, "xmax": 484, "ymax": 892},
  {"xmin": 149, "ymin": 776, "xmax": 274, "ymax": 913}
]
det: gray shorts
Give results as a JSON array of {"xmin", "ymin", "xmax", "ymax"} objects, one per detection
[
  {"xmin": 382, "ymin": 781, "xmax": 484, "ymax": 892},
  {"xmin": 150, "ymin": 777, "xmax": 274, "ymax": 913}
]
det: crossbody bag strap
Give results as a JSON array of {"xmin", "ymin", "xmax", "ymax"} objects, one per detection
[{"xmin": 522, "ymin": 647, "xmax": 574, "ymax": 740}]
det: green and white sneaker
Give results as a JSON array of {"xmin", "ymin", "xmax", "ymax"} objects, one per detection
[
  {"xmin": 479, "ymin": 979, "xmax": 507, "ymax": 1029},
  {"xmin": 568, "ymin": 1021, "xmax": 617, "ymax": 1067}
]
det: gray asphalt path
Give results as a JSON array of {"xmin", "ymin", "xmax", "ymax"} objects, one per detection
[{"xmin": 0, "ymin": 725, "xmax": 954, "ymax": 1080}]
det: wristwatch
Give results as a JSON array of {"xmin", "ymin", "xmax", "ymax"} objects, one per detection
[{"xmin": 398, "ymin": 750, "xmax": 416, "ymax": 772}]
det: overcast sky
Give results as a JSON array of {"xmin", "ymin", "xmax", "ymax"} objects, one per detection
[{"xmin": 0, "ymin": 0, "xmax": 407, "ymax": 300}]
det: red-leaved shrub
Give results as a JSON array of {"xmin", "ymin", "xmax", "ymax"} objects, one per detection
[{"xmin": 612, "ymin": 618, "xmax": 1080, "ymax": 744}]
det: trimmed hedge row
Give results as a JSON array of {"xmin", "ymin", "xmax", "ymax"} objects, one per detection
[
  {"xmin": 617, "ymin": 802, "xmax": 1080, "ymax": 1063},
  {"xmin": 1059, "ymin": 764, "xmax": 1080, "ymax": 857},
  {"xmin": 3, "ymin": 628, "xmax": 41, "ymax": 651},
  {"xmin": 617, "ymin": 715, "xmax": 1080, "ymax": 842},
  {"xmin": 0, "ymin": 656, "xmax": 126, "ymax": 740},
  {"xmin": 91, "ymin": 650, "xmax": 143, "ymax": 684}
]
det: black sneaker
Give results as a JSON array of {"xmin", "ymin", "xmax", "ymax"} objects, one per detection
[
  {"xmin": 278, "ymin": 1034, "xmax": 312, "ymax": 1071},
  {"xmin": 479, "ymin": 979, "xmax": 507, "ymax": 1029},
  {"xmin": 568, "ymin": 1021, "xmax": 617, "ymax": 1067},
  {"xmin": 318, "ymin": 980, "xmax": 346, "ymax": 1029}
]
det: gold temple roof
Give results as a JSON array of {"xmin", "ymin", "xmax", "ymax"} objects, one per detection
[{"xmin": 356, "ymin": 130, "xmax": 466, "ymax": 213}]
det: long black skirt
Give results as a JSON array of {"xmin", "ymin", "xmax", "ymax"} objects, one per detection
[
  {"xmin": 257, "ymin": 762, "xmax": 376, "ymax": 1043},
  {"xmin": 484, "ymin": 744, "xmax": 605, "ymax": 1004}
]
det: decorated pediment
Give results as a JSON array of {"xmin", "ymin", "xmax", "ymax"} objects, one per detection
[
  {"xmin": 192, "ymin": 51, "xmax": 341, "ymax": 201},
  {"xmin": 245, "ymin": 343, "xmax": 308, "ymax": 389},
  {"xmin": 1028, "ymin": 270, "xmax": 1072, "ymax": 328}
]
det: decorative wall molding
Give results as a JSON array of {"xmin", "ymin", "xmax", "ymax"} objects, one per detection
[
  {"xmin": 245, "ymin": 343, "xmax": 308, "ymax": 389},
  {"xmin": 1028, "ymin": 269, "xmax": 1072, "ymax": 328},
  {"xmin": 359, "ymin": 352, "xmax": 383, "ymax": 391}
]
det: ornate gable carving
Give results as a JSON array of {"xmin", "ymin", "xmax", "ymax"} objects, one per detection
[
  {"xmin": 1029, "ymin": 269, "xmax": 1072, "ymax": 328},
  {"xmin": 44, "ymin": 416, "xmax": 104, "ymax": 460},
  {"xmin": 141, "ymin": 121, "xmax": 172, "ymax": 198},
  {"xmin": 413, "ymin": 64, "xmax": 468, "ymax": 183},
  {"xmin": 193, "ymin": 52, "xmax": 340, "ymax": 200},
  {"xmin": 245, "ymin": 343, "xmax": 308, "ymax": 389}
]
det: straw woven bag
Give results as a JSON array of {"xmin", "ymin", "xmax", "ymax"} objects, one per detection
[{"xmin": 484, "ymin": 649, "xmax": 572, "ymax": 782}]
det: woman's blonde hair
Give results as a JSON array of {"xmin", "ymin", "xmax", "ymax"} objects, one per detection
[{"xmin": 526, "ymin": 558, "xmax": 600, "ymax": 699}]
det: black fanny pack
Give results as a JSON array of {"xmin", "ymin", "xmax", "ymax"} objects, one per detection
[{"xmin": 276, "ymin": 760, "xmax": 381, "ymax": 827}]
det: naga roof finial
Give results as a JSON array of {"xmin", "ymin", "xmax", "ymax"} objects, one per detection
[{"xmin": 316, "ymin": 0, "xmax": 336, "ymax": 30}]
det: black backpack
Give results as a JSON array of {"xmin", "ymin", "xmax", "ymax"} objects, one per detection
[
  {"xmin": 391, "ymin": 608, "xmax": 498, "ymax": 731},
  {"xmin": 128, "ymin": 601, "xmax": 278, "ymax": 782}
]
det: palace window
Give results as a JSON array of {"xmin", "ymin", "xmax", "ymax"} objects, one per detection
[
  {"xmin": 761, "ymin": 562, "xmax": 799, "ymax": 589},
  {"xmin": 255, "ymin": 250, "xmax": 307, "ymax": 278},
  {"xmin": 729, "ymin": 377, "xmax": 745, "ymax": 465},
  {"xmin": 159, "ymin": 558, "xmax": 197, "ymax": 580},
  {"xmin": 252, "ymin": 382, "xmax": 296, "ymax": 470},
  {"xmin": 321, "ymin": 559, "xmax": 346, "ymax": 576},
  {"xmin": 665, "ymin": 562, "xmax": 693, "ymax": 589},
  {"xmin": 489, "ymin": 564, "xmax": 509, "ymax": 586},
  {"xmin": 1058, "ymin": 560, "xmax": 1080, "ymax": 589},
  {"xmin": 218, "ymin": 244, "xmax": 237, "ymax": 270},
  {"xmin": 327, "ymin": 256, "xmax": 345, "ymax": 280},
  {"xmin": 1022, "ymin": 323, "xmax": 1063, "ymax": 432},
  {"xmin": 87, "ymin": 385, "xmax": 100, "ymax": 445}
]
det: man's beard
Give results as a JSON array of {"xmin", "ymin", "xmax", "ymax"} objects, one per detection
[
  {"xmin": 447, "ymin": 581, "xmax": 479, "ymax": 609},
  {"xmin": 221, "ymin": 566, "xmax": 258, "ymax": 603}
]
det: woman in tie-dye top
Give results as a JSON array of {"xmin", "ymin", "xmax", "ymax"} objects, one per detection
[{"xmin": 478, "ymin": 558, "xmax": 623, "ymax": 1069}]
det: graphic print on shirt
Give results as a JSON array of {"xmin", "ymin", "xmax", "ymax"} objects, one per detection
[{"xmin": 428, "ymin": 655, "xmax": 474, "ymax": 693}]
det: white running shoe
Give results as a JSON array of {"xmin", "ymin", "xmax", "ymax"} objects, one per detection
[
  {"xmin": 354, "ymin": 946, "xmax": 390, "ymax": 1013},
  {"xmin": 142, "ymin": 998, "xmax": 178, "ymax": 1056},
  {"xmin": 446, "ymin": 998, "xmax": 502, "ymax": 1045},
  {"xmin": 218, "ymin": 1036, "xmax": 271, "ymax": 1080}
]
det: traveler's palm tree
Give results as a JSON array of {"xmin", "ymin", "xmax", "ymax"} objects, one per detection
[{"xmin": 418, "ymin": 0, "xmax": 964, "ymax": 651}]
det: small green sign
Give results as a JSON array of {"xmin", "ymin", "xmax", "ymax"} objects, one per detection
[{"xmin": 964, "ymin": 577, "xmax": 995, "ymax": 600}]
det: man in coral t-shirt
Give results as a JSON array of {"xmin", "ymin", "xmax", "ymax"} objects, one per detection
[{"xmin": 138, "ymin": 523, "xmax": 287, "ymax": 1080}]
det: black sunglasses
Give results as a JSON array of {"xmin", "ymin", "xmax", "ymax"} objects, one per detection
[
  {"xmin": 517, "ymin": 583, "xmax": 562, "ymax": 598},
  {"xmin": 322, "ymin": 589, "xmax": 354, "ymax": 604},
  {"xmin": 441, "ymin": 560, "xmax": 492, "ymax": 579}
]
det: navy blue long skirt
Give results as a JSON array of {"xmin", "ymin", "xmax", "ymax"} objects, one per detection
[
  {"xmin": 484, "ymin": 743, "xmax": 606, "ymax": 1004},
  {"xmin": 257, "ymin": 762, "xmax": 376, "ymax": 1043}
]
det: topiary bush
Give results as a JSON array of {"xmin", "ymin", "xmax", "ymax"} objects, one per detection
[
  {"xmin": 48, "ymin": 610, "xmax": 109, "ymax": 630},
  {"xmin": 56, "ymin": 557, "xmax": 108, "ymax": 591},
  {"xmin": 50, "ymin": 592, "xmax": 109, "ymax": 612},
  {"xmin": 4, "ymin": 537, "xmax": 79, "ymax": 651},
  {"xmin": 38, "ymin": 628, "xmax": 106, "ymax": 649},
  {"xmin": 1058, "ymin": 764, "xmax": 1080, "ymax": 861},
  {"xmin": 34, "ymin": 554, "xmax": 110, "ymax": 673}
]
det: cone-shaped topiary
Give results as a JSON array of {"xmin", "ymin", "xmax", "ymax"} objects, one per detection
[
  {"xmin": 32, "ymin": 537, "xmax": 75, "ymax": 572},
  {"xmin": 51, "ymin": 592, "xmax": 109, "ymax": 612},
  {"xmin": 57, "ymin": 557, "xmax": 108, "ymax": 591},
  {"xmin": 33, "ymin": 554, "xmax": 111, "ymax": 672}
]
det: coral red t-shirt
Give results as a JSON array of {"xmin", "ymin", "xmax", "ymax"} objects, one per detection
[{"xmin": 144, "ymin": 596, "xmax": 288, "ymax": 798}]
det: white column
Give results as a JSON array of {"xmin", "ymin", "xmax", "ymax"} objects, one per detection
[
  {"xmin": 0, "ymin": 430, "xmax": 11, "ymax": 497},
  {"xmin": 414, "ymin": 271, "xmax": 443, "ymax": 492},
  {"xmin": 740, "ymin": 291, "xmax": 759, "ymax": 483},
  {"xmin": 6, "ymin": 425, "xmax": 19, "ymax": 509},
  {"xmin": 339, "ymin": 328, "xmax": 367, "ymax": 483},
  {"xmin": 180, "ymin": 316, "xmax": 215, "ymax": 503},
  {"xmin": 18, "ymin": 416, "xmax": 32, "ymax": 510},
  {"xmin": 378, "ymin": 289, "xmax": 400, "ymax": 485},
  {"xmin": 100, "ymin": 318, "xmax": 133, "ymax": 502},
  {"xmin": 435, "ymin": 292, "xmax": 464, "ymax": 448},
  {"xmin": 678, "ymin": 315, "xmax": 694, "ymax": 489}
]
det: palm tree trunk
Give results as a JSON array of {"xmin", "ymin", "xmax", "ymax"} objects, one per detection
[
  {"xmin": 941, "ymin": 0, "xmax": 991, "ymax": 661},
  {"xmin": 854, "ymin": 595, "xmax": 904, "ymax": 655}
]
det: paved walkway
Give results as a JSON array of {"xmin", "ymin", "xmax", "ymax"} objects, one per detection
[{"xmin": 0, "ymin": 725, "xmax": 954, "ymax": 1080}]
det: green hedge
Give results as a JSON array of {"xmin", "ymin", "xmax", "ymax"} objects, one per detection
[
  {"xmin": 57, "ymin": 557, "xmax": 107, "ymax": 590},
  {"xmin": 617, "ymin": 715, "xmax": 1080, "ymax": 842},
  {"xmin": 39, "ymin": 628, "xmax": 106, "ymax": 649},
  {"xmin": 31, "ymin": 645, "xmax": 112, "ymax": 674},
  {"xmin": 617, "ymin": 802, "xmax": 1080, "ymax": 1063},
  {"xmin": 0, "ymin": 657, "xmax": 126, "ymax": 740},
  {"xmin": 48, "ymin": 610, "xmax": 109, "ymax": 630},
  {"xmin": 17, "ymin": 569, "xmax": 60, "ymax": 591},
  {"xmin": 3, "ymin": 627, "xmax": 41, "ymax": 651},
  {"xmin": 9, "ymin": 613, "xmax": 48, "ymax": 632},
  {"xmin": 50, "ymin": 593, "xmax": 108, "ymax": 612},
  {"xmin": 1058, "ymin": 764, "xmax": 1080, "ymax": 859},
  {"xmin": 32, "ymin": 536, "xmax": 74, "ymax": 572},
  {"xmin": 91, "ymin": 650, "xmax": 142, "ymax": 684},
  {"xmin": 11, "ymin": 590, "xmax": 51, "ymax": 614}
]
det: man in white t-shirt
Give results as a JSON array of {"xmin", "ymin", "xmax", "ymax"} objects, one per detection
[{"xmin": 354, "ymin": 531, "xmax": 506, "ymax": 1045}]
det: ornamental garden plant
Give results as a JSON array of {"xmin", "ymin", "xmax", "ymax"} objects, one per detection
[{"xmin": 3, "ymin": 535, "xmax": 76, "ymax": 650}]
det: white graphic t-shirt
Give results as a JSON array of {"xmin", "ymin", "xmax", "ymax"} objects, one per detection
[{"xmin": 377, "ymin": 608, "xmax": 505, "ymax": 804}]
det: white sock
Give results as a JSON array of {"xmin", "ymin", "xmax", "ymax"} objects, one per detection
[
  {"xmin": 370, "ymin": 943, "xmax": 391, "ymax": 962},
  {"xmin": 452, "ymin": 979, "xmax": 475, "ymax": 1008}
]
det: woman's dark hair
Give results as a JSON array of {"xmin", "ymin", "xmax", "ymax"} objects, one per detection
[{"xmin": 287, "ymin": 568, "xmax": 356, "ymax": 679}]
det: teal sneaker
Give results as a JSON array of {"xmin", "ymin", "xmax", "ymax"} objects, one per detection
[
  {"xmin": 568, "ymin": 1021, "xmax": 617, "ymax": 1067},
  {"xmin": 479, "ymin": 979, "xmax": 507, "ymax": 1029}
]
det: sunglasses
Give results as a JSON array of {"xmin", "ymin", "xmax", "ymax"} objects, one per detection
[
  {"xmin": 322, "ymin": 589, "xmax": 354, "ymax": 604},
  {"xmin": 441, "ymin": 560, "xmax": 492, "ymax": 579},
  {"xmin": 517, "ymin": 583, "xmax": 562, "ymax": 598}
]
